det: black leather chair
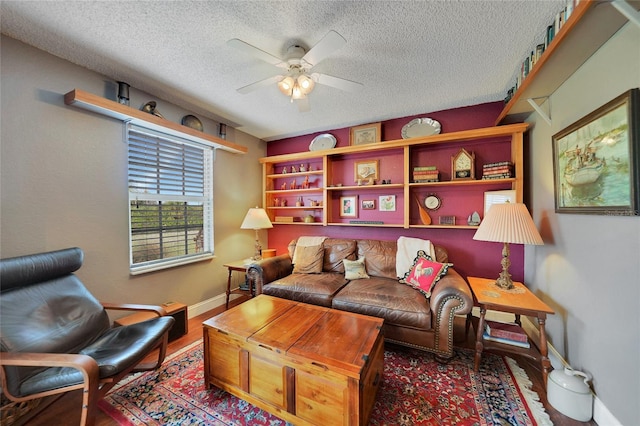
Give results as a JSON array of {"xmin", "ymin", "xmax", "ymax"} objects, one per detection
[{"xmin": 0, "ymin": 247, "xmax": 175, "ymax": 426}]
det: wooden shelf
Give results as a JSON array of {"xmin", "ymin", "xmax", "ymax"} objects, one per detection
[
  {"xmin": 497, "ymin": 0, "xmax": 638, "ymax": 124},
  {"xmin": 408, "ymin": 178, "xmax": 515, "ymax": 187},
  {"xmin": 267, "ymin": 170, "xmax": 323, "ymax": 178},
  {"xmin": 326, "ymin": 184, "xmax": 404, "ymax": 191},
  {"xmin": 64, "ymin": 89, "xmax": 247, "ymax": 154},
  {"xmin": 261, "ymin": 123, "xmax": 528, "ymax": 229}
]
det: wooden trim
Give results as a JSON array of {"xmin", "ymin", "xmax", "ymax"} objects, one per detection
[{"xmin": 64, "ymin": 89, "xmax": 248, "ymax": 154}]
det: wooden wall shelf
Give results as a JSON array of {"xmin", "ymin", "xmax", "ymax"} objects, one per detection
[
  {"xmin": 497, "ymin": 0, "xmax": 638, "ymax": 124},
  {"xmin": 260, "ymin": 123, "xmax": 528, "ymax": 229},
  {"xmin": 64, "ymin": 89, "xmax": 247, "ymax": 154}
]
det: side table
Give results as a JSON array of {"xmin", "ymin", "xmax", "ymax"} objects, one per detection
[
  {"xmin": 223, "ymin": 259, "xmax": 253, "ymax": 309},
  {"xmin": 467, "ymin": 276, "xmax": 555, "ymax": 386}
]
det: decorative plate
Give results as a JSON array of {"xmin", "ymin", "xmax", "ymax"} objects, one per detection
[
  {"xmin": 424, "ymin": 194, "xmax": 441, "ymax": 210},
  {"xmin": 401, "ymin": 118, "xmax": 441, "ymax": 139},
  {"xmin": 309, "ymin": 133, "xmax": 337, "ymax": 151},
  {"xmin": 181, "ymin": 115, "xmax": 203, "ymax": 132}
]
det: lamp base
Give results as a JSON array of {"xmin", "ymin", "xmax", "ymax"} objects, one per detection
[
  {"xmin": 495, "ymin": 242, "xmax": 514, "ymax": 290},
  {"xmin": 252, "ymin": 230, "xmax": 262, "ymax": 261}
]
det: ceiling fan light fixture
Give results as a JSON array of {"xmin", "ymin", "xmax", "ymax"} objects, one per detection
[
  {"xmin": 297, "ymin": 74, "xmax": 315, "ymax": 92},
  {"xmin": 278, "ymin": 76, "xmax": 295, "ymax": 96}
]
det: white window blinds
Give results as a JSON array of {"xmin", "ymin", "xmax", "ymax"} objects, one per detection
[{"xmin": 127, "ymin": 124, "xmax": 214, "ymax": 274}]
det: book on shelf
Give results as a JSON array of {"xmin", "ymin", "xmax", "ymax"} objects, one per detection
[
  {"xmin": 483, "ymin": 166, "xmax": 513, "ymax": 173},
  {"xmin": 482, "ymin": 331, "xmax": 531, "ymax": 349},
  {"xmin": 485, "ymin": 320, "xmax": 528, "ymax": 343},
  {"xmin": 413, "ymin": 166, "xmax": 437, "ymax": 171},
  {"xmin": 482, "ymin": 173, "xmax": 513, "ymax": 180},
  {"xmin": 483, "ymin": 161, "xmax": 513, "ymax": 169}
]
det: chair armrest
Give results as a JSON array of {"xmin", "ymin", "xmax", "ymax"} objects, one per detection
[
  {"xmin": 101, "ymin": 302, "xmax": 168, "ymax": 317},
  {"xmin": 0, "ymin": 352, "xmax": 100, "ymax": 398},
  {"xmin": 246, "ymin": 254, "xmax": 293, "ymax": 295}
]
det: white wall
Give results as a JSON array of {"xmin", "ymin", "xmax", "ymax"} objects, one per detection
[
  {"xmin": 1, "ymin": 36, "xmax": 267, "ymax": 311},
  {"xmin": 525, "ymin": 22, "xmax": 640, "ymax": 426}
]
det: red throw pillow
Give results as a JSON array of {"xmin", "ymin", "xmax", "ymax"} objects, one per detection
[{"xmin": 399, "ymin": 250, "xmax": 452, "ymax": 298}]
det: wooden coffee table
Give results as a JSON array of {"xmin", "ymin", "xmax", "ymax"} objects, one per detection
[{"xmin": 203, "ymin": 295, "xmax": 384, "ymax": 426}]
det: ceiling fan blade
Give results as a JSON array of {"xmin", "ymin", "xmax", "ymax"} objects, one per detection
[
  {"xmin": 313, "ymin": 73, "xmax": 363, "ymax": 93},
  {"xmin": 302, "ymin": 30, "xmax": 346, "ymax": 67},
  {"xmin": 227, "ymin": 38, "xmax": 285, "ymax": 67},
  {"xmin": 236, "ymin": 75, "xmax": 283, "ymax": 94},
  {"xmin": 297, "ymin": 97, "xmax": 311, "ymax": 112}
]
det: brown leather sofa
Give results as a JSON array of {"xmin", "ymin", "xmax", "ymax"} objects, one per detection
[{"xmin": 247, "ymin": 238, "xmax": 473, "ymax": 359}]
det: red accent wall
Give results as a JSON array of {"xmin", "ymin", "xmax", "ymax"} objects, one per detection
[{"xmin": 265, "ymin": 101, "xmax": 525, "ymax": 283}]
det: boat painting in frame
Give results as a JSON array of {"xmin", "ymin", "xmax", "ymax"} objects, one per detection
[{"xmin": 552, "ymin": 88, "xmax": 639, "ymax": 215}]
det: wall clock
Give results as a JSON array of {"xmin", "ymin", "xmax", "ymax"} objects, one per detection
[
  {"xmin": 451, "ymin": 148, "xmax": 475, "ymax": 180},
  {"xmin": 424, "ymin": 194, "xmax": 441, "ymax": 210}
]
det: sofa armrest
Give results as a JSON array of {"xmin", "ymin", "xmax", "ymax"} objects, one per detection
[
  {"xmin": 428, "ymin": 268, "xmax": 473, "ymax": 357},
  {"xmin": 246, "ymin": 254, "xmax": 293, "ymax": 295}
]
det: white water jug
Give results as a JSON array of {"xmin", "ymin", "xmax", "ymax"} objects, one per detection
[{"xmin": 547, "ymin": 367, "xmax": 593, "ymax": 421}]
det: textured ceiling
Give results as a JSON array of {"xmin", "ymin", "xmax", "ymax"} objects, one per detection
[{"xmin": 1, "ymin": 0, "xmax": 565, "ymax": 141}]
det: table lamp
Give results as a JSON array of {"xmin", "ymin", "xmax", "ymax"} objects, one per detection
[
  {"xmin": 240, "ymin": 207, "xmax": 273, "ymax": 260},
  {"xmin": 472, "ymin": 201, "xmax": 543, "ymax": 290}
]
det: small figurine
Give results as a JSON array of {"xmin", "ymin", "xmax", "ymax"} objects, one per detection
[
  {"xmin": 281, "ymin": 199, "xmax": 287, "ymax": 207},
  {"xmin": 282, "ymin": 167, "xmax": 288, "ymax": 174},
  {"xmin": 281, "ymin": 182, "xmax": 287, "ymax": 190},
  {"xmin": 291, "ymin": 165, "xmax": 297, "ymax": 173},
  {"xmin": 301, "ymin": 175, "xmax": 310, "ymax": 189},
  {"xmin": 299, "ymin": 164, "xmax": 307, "ymax": 172},
  {"xmin": 274, "ymin": 198, "xmax": 279, "ymax": 207},
  {"xmin": 296, "ymin": 196, "xmax": 303, "ymax": 207}
]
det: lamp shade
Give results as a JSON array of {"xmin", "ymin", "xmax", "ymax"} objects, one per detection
[
  {"xmin": 473, "ymin": 202, "xmax": 543, "ymax": 245},
  {"xmin": 240, "ymin": 207, "xmax": 273, "ymax": 230}
]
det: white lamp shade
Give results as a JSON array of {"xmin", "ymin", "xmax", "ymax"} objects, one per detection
[
  {"xmin": 240, "ymin": 207, "xmax": 273, "ymax": 230},
  {"xmin": 473, "ymin": 202, "xmax": 543, "ymax": 245}
]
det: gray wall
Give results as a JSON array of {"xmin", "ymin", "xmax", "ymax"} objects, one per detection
[
  {"xmin": 1, "ymin": 36, "xmax": 267, "ymax": 310},
  {"xmin": 525, "ymin": 23, "xmax": 640, "ymax": 425}
]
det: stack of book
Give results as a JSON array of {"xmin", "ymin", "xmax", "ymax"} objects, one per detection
[
  {"xmin": 482, "ymin": 320, "xmax": 530, "ymax": 348},
  {"xmin": 482, "ymin": 162, "xmax": 514, "ymax": 180},
  {"xmin": 413, "ymin": 166, "xmax": 439, "ymax": 183}
]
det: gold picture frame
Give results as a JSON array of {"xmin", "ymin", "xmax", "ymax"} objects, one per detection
[
  {"xmin": 350, "ymin": 122, "xmax": 381, "ymax": 146},
  {"xmin": 354, "ymin": 159, "xmax": 379, "ymax": 182}
]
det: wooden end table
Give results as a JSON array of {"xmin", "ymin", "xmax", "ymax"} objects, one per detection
[
  {"xmin": 467, "ymin": 276, "xmax": 555, "ymax": 386},
  {"xmin": 223, "ymin": 259, "xmax": 253, "ymax": 309}
]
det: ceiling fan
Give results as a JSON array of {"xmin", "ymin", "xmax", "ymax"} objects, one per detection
[{"xmin": 228, "ymin": 30, "xmax": 363, "ymax": 111}]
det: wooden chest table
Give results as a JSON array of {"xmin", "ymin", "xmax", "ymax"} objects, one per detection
[{"xmin": 203, "ymin": 295, "xmax": 384, "ymax": 426}]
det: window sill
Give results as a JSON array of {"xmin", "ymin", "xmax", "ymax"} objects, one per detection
[{"xmin": 130, "ymin": 253, "xmax": 215, "ymax": 275}]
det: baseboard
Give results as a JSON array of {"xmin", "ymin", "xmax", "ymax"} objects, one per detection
[
  {"xmin": 186, "ymin": 294, "xmax": 226, "ymax": 318},
  {"xmin": 520, "ymin": 316, "xmax": 621, "ymax": 426}
]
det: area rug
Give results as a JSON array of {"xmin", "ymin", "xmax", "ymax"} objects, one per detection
[{"xmin": 99, "ymin": 340, "xmax": 552, "ymax": 426}]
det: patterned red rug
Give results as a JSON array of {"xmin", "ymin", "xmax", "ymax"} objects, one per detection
[{"xmin": 99, "ymin": 340, "xmax": 551, "ymax": 425}]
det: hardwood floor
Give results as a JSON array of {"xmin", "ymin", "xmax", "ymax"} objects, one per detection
[{"xmin": 12, "ymin": 297, "xmax": 596, "ymax": 426}]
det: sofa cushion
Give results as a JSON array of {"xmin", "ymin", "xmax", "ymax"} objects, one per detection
[
  {"xmin": 332, "ymin": 277, "xmax": 431, "ymax": 329},
  {"xmin": 292, "ymin": 244, "xmax": 324, "ymax": 273},
  {"xmin": 263, "ymin": 272, "xmax": 348, "ymax": 307},
  {"xmin": 322, "ymin": 239, "xmax": 357, "ymax": 273},
  {"xmin": 343, "ymin": 257, "xmax": 370, "ymax": 280},
  {"xmin": 356, "ymin": 240, "xmax": 397, "ymax": 279},
  {"xmin": 399, "ymin": 250, "xmax": 452, "ymax": 298}
]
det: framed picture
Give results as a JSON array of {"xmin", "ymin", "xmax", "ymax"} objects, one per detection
[
  {"xmin": 354, "ymin": 159, "xmax": 379, "ymax": 182},
  {"xmin": 552, "ymin": 89, "xmax": 639, "ymax": 215},
  {"xmin": 378, "ymin": 195, "xmax": 396, "ymax": 211},
  {"xmin": 350, "ymin": 122, "xmax": 381, "ymax": 146},
  {"xmin": 361, "ymin": 199, "xmax": 376, "ymax": 210},
  {"xmin": 484, "ymin": 189, "xmax": 516, "ymax": 216},
  {"xmin": 339, "ymin": 196, "xmax": 358, "ymax": 217}
]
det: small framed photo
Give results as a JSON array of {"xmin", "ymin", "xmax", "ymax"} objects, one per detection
[
  {"xmin": 361, "ymin": 199, "xmax": 376, "ymax": 210},
  {"xmin": 350, "ymin": 122, "xmax": 382, "ymax": 146},
  {"xmin": 354, "ymin": 159, "xmax": 379, "ymax": 182},
  {"xmin": 484, "ymin": 189, "xmax": 517, "ymax": 216},
  {"xmin": 340, "ymin": 196, "xmax": 358, "ymax": 217},
  {"xmin": 378, "ymin": 195, "xmax": 396, "ymax": 212},
  {"xmin": 553, "ymin": 88, "xmax": 639, "ymax": 215},
  {"xmin": 438, "ymin": 215, "xmax": 456, "ymax": 225}
]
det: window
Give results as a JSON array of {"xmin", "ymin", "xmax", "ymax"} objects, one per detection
[{"xmin": 127, "ymin": 124, "xmax": 214, "ymax": 274}]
